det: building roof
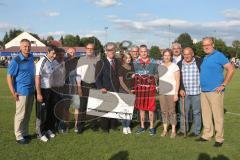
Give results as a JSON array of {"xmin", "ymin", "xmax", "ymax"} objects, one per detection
[{"xmin": 5, "ymin": 32, "xmax": 46, "ymax": 48}]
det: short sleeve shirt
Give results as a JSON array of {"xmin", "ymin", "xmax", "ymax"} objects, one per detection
[
  {"xmin": 200, "ymin": 50, "xmax": 229, "ymax": 92},
  {"xmin": 159, "ymin": 63, "xmax": 179, "ymax": 95},
  {"xmin": 7, "ymin": 53, "xmax": 35, "ymax": 96},
  {"xmin": 35, "ymin": 56, "xmax": 54, "ymax": 89}
]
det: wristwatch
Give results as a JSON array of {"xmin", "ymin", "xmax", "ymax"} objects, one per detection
[{"xmin": 221, "ymin": 84, "xmax": 226, "ymax": 87}]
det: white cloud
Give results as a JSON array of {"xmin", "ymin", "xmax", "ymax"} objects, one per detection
[
  {"xmin": 105, "ymin": 14, "xmax": 118, "ymax": 19},
  {"xmin": 0, "ymin": 22, "xmax": 29, "ymax": 33},
  {"xmin": 93, "ymin": 0, "xmax": 121, "ymax": 8},
  {"xmin": 47, "ymin": 31, "xmax": 65, "ymax": 36},
  {"xmin": 136, "ymin": 13, "xmax": 151, "ymax": 18},
  {"xmin": 0, "ymin": 22, "xmax": 13, "ymax": 32},
  {"xmin": 45, "ymin": 11, "xmax": 60, "ymax": 17},
  {"xmin": 107, "ymin": 15, "xmax": 240, "ymax": 47},
  {"xmin": 223, "ymin": 9, "xmax": 240, "ymax": 20}
]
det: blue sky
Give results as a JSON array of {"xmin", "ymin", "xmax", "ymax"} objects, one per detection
[{"xmin": 0, "ymin": 0, "xmax": 240, "ymax": 47}]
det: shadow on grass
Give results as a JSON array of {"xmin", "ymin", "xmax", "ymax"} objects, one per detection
[
  {"xmin": 109, "ymin": 151, "xmax": 129, "ymax": 160},
  {"xmin": 198, "ymin": 153, "xmax": 230, "ymax": 160}
]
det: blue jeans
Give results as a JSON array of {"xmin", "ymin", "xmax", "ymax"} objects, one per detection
[
  {"xmin": 180, "ymin": 95, "xmax": 202, "ymax": 135},
  {"xmin": 122, "ymin": 119, "xmax": 131, "ymax": 128}
]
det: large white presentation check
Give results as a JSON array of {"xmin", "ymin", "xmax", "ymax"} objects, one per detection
[{"xmin": 86, "ymin": 89, "xmax": 135, "ymax": 120}]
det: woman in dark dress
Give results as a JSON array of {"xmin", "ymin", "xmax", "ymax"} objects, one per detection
[{"xmin": 118, "ymin": 52, "xmax": 135, "ymax": 134}]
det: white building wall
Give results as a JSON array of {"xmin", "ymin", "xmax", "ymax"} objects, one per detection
[{"xmin": 5, "ymin": 32, "xmax": 46, "ymax": 48}]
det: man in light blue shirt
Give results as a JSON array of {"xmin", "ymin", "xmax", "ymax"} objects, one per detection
[
  {"xmin": 7, "ymin": 39, "xmax": 35, "ymax": 144},
  {"xmin": 197, "ymin": 37, "xmax": 234, "ymax": 147}
]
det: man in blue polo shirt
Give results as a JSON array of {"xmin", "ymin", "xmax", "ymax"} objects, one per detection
[
  {"xmin": 197, "ymin": 37, "xmax": 234, "ymax": 147},
  {"xmin": 7, "ymin": 39, "xmax": 35, "ymax": 144}
]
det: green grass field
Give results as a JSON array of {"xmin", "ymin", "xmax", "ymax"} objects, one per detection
[{"xmin": 0, "ymin": 68, "xmax": 239, "ymax": 160}]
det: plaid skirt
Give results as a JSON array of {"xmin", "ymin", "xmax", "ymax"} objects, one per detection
[{"xmin": 134, "ymin": 74, "xmax": 156, "ymax": 111}]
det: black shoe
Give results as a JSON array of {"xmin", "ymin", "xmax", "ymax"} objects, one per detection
[
  {"xmin": 77, "ymin": 126, "xmax": 84, "ymax": 134},
  {"xmin": 177, "ymin": 132, "xmax": 185, "ymax": 136},
  {"xmin": 188, "ymin": 133, "xmax": 200, "ymax": 137},
  {"xmin": 213, "ymin": 142, "xmax": 223, "ymax": 147},
  {"xmin": 23, "ymin": 135, "xmax": 32, "ymax": 140},
  {"xmin": 91, "ymin": 127, "xmax": 99, "ymax": 132},
  {"xmin": 16, "ymin": 138, "xmax": 29, "ymax": 144},
  {"xmin": 112, "ymin": 128, "xmax": 120, "ymax": 131},
  {"xmin": 101, "ymin": 129, "xmax": 109, "ymax": 134},
  {"xmin": 195, "ymin": 137, "xmax": 208, "ymax": 142}
]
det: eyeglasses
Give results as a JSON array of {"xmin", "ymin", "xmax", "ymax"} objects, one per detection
[
  {"xmin": 106, "ymin": 49, "xmax": 115, "ymax": 52},
  {"xmin": 202, "ymin": 44, "xmax": 213, "ymax": 47},
  {"xmin": 86, "ymin": 48, "xmax": 94, "ymax": 50}
]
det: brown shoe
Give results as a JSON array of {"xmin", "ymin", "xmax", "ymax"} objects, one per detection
[
  {"xmin": 170, "ymin": 132, "xmax": 176, "ymax": 138},
  {"xmin": 161, "ymin": 130, "xmax": 168, "ymax": 137}
]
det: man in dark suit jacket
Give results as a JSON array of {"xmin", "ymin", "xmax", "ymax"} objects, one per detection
[{"xmin": 95, "ymin": 42, "xmax": 120, "ymax": 132}]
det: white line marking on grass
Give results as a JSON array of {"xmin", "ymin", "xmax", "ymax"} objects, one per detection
[{"xmin": 226, "ymin": 112, "xmax": 240, "ymax": 116}]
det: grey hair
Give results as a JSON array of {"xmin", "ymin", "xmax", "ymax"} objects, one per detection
[
  {"xmin": 171, "ymin": 42, "xmax": 182, "ymax": 49},
  {"xmin": 130, "ymin": 45, "xmax": 139, "ymax": 51},
  {"xmin": 105, "ymin": 42, "xmax": 117, "ymax": 50},
  {"xmin": 202, "ymin": 37, "xmax": 214, "ymax": 44}
]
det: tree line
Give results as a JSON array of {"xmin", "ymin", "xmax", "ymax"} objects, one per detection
[{"xmin": 1, "ymin": 29, "xmax": 240, "ymax": 59}]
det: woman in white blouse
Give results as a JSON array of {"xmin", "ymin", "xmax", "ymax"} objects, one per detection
[{"xmin": 158, "ymin": 49, "xmax": 180, "ymax": 138}]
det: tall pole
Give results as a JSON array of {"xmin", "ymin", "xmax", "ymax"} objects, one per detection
[
  {"xmin": 104, "ymin": 27, "xmax": 108, "ymax": 44},
  {"xmin": 168, "ymin": 24, "xmax": 171, "ymax": 48}
]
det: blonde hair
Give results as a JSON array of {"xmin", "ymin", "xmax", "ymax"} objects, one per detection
[{"xmin": 121, "ymin": 52, "xmax": 132, "ymax": 64}]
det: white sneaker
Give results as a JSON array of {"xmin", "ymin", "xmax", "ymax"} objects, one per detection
[
  {"xmin": 40, "ymin": 135, "xmax": 48, "ymax": 142},
  {"xmin": 47, "ymin": 130, "xmax": 55, "ymax": 138},
  {"xmin": 127, "ymin": 127, "xmax": 131, "ymax": 134},
  {"xmin": 123, "ymin": 127, "xmax": 128, "ymax": 134}
]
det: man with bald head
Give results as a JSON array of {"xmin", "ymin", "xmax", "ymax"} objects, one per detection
[
  {"xmin": 197, "ymin": 37, "xmax": 234, "ymax": 147},
  {"xmin": 63, "ymin": 47, "xmax": 79, "ymax": 133},
  {"xmin": 177, "ymin": 47, "xmax": 202, "ymax": 137}
]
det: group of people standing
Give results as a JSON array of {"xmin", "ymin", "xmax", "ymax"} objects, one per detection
[{"xmin": 7, "ymin": 37, "xmax": 234, "ymax": 148}]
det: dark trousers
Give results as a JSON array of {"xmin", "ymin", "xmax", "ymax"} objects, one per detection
[
  {"xmin": 36, "ymin": 89, "xmax": 57, "ymax": 136},
  {"xmin": 51, "ymin": 91, "xmax": 63, "ymax": 131},
  {"xmin": 79, "ymin": 82, "xmax": 96, "ymax": 127},
  {"xmin": 100, "ymin": 118, "xmax": 119, "ymax": 131}
]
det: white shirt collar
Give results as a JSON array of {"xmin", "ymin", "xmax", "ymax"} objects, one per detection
[{"xmin": 107, "ymin": 57, "xmax": 113, "ymax": 63}]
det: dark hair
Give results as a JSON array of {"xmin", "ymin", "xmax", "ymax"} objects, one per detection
[
  {"xmin": 139, "ymin": 44, "xmax": 147, "ymax": 49},
  {"xmin": 20, "ymin": 39, "xmax": 31, "ymax": 44},
  {"xmin": 56, "ymin": 48, "xmax": 65, "ymax": 54},
  {"xmin": 47, "ymin": 45, "xmax": 58, "ymax": 53},
  {"xmin": 162, "ymin": 48, "xmax": 173, "ymax": 62},
  {"xmin": 85, "ymin": 42, "xmax": 95, "ymax": 48}
]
